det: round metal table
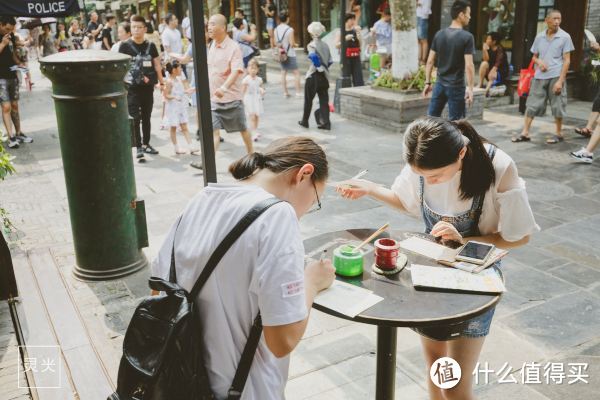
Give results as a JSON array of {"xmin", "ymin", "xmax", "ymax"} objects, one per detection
[{"xmin": 304, "ymin": 229, "xmax": 502, "ymax": 400}]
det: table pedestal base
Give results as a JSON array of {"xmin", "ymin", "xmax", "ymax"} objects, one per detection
[{"xmin": 376, "ymin": 326, "xmax": 397, "ymax": 400}]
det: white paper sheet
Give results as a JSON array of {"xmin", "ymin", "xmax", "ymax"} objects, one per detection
[
  {"xmin": 410, "ymin": 264, "xmax": 506, "ymax": 293},
  {"xmin": 314, "ymin": 280, "xmax": 384, "ymax": 317},
  {"xmin": 400, "ymin": 236, "xmax": 458, "ymax": 262}
]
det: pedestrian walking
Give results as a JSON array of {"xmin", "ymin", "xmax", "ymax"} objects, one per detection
[
  {"xmin": 573, "ymin": 41, "xmax": 600, "ymax": 138},
  {"xmin": 0, "ymin": 17, "xmax": 33, "ymax": 149},
  {"xmin": 55, "ymin": 22, "xmax": 72, "ymax": 52},
  {"xmin": 335, "ymin": 13, "xmax": 364, "ymax": 87},
  {"xmin": 274, "ymin": 12, "xmax": 301, "ymax": 97},
  {"xmin": 242, "ymin": 59, "xmax": 265, "ymax": 142},
  {"xmin": 371, "ymin": 8, "xmax": 392, "ymax": 69},
  {"xmin": 190, "ymin": 14, "xmax": 253, "ymax": 170},
  {"xmin": 232, "ymin": 18, "xmax": 258, "ymax": 68},
  {"xmin": 261, "ymin": 0, "xmax": 277, "ymax": 48},
  {"xmin": 69, "ymin": 19, "xmax": 85, "ymax": 50},
  {"xmin": 119, "ymin": 15, "xmax": 164, "ymax": 160},
  {"xmin": 423, "ymin": 0, "xmax": 475, "ymax": 121},
  {"xmin": 512, "ymin": 9, "xmax": 574, "ymax": 144},
  {"xmin": 336, "ymin": 117, "xmax": 539, "ymax": 400},
  {"xmin": 164, "ymin": 61, "xmax": 196, "ymax": 155},
  {"xmin": 570, "ymin": 125, "xmax": 600, "ymax": 164},
  {"xmin": 417, "ymin": 0, "xmax": 432, "ymax": 65},
  {"xmin": 86, "ymin": 11, "xmax": 103, "ymax": 50},
  {"xmin": 39, "ymin": 24, "xmax": 57, "ymax": 57},
  {"xmin": 101, "ymin": 15, "xmax": 116, "ymax": 51},
  {"xmin": 111, "ymin": 22, "xmax": 131, "ymax": 52},
  {"xmin": 153, "ymin": 136, "xmax": 335, "ymax": 399},
  {"xmin": 299, "ymin": 22, "xmax": 332, "ymax": 130}
]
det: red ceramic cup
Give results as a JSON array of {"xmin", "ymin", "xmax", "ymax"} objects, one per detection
[{"xmin": 374, "ymin": 238, "xmax": 400, "ymax": 270}]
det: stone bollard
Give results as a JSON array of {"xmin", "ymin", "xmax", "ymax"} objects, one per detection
[{"xmin": 41, "ymin": 50, "xmax": 148, "ymax": 281}]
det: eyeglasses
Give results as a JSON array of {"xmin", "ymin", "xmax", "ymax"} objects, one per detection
[{"xmin": 307, "ymin": 179, "xmax": 322, "ymax": 214}]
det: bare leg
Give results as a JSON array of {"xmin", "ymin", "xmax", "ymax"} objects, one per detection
[
  {"xmin": 522, "ymin": 115, "xmax": 534, "ymax": 137},
  {"xmin": 586, "ymin": 111, "xmax": 599, "ymax": 130},
  {"xmin": 586, "ymin": 126, "xmax": 600, "ymax": 153},
  {"xmin": 420, "ymin": 336, "xmax": 447, "ymax": 400},
  {"xmin": 180, "ymin": 123, "xmax": 192, "ymax": 145},
  {"xmin": 443, "ymin": 337, "xmax": 487, "ymax": 400},
  {"xmin": 10, "ymin": 102, "xmax": 21, "ymax": 134},
  {"xmin": 268, "ymin": 28, "xmax": 275, "ymax": 48},
  {"xmin": 1, "ymin": 103, "xmax": 14, "ymax": 138},
  {"xmin": 240, "ymin": 129, "xmax": 254, "ymax": 154},
  {"xmin": 281, "ymin": 70, "xmax": 289, "ymax": 96},
  {"xmin": 555, "ymin": 117, "xmax": 563, "ymax": 137},
  {"xmin": 213, "ymin": 129, "xmax": 221, "ymax": 153},
  {"xmin": 478, "ymin": 61, "xmax": 489, "ymax": 88},
  {"xmin": 293, "ymin": 70, "xmax": 301, "ymax": 96}
]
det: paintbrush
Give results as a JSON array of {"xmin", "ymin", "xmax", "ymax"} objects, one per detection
[{"xmin": 352, "ymin": 222, "xmax": 390, "ymax": 253}]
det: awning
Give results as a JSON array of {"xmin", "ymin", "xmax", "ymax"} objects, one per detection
[{"xmin": 0, "ymin": 0, "xmax": 80, "ymax": 18}]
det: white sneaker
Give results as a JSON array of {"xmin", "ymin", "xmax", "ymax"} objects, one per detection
[
  {"xmin": 7, "ymin": 137, "xmax": 19, "ymax": 148},
  {"xmin": 570, "ymin": 148, "xmax": 593, "ymax": 164}
]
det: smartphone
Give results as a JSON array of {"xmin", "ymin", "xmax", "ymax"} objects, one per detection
[{"xmin": 455, "ymin": 241, "xmax": 495, "ymax": 265}]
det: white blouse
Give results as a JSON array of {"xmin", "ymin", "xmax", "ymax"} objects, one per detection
[{"xmin": 390, "ymin": 145, "xmax": 540, "ymax": 242}]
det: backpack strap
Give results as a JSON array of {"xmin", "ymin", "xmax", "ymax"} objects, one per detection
[
  {"xmin": 189, "ymin": 197, "xmax": 282, "ymax": 299},
  {"xmin": 227, "ymin": 313, "xmax": 263, "ymax": 399}
]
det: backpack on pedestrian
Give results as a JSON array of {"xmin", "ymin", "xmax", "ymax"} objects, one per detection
[
  {"xmin": 124, "ymin": 40, "xmax": 157, "ymax": 87},
  {"xmin": 273, "ymin": 26, "xmax": 290, "ymax": 63},
  {"xmin": 107, "ymin": 198, "xmax": 282, "ymax": 400}
]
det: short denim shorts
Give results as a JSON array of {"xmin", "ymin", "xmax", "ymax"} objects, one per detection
[
  {"xmin": 411, "ymin": 265, "xmax": 502, "ymax": 341},
  {"xmin": 417, "ymin": 17, "xmax": 429, "ymax": 40}
]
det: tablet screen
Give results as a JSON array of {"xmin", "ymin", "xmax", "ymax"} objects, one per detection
[{"xmin": 458, "ymin": 242, "xmax": 493, "ymax": 261}]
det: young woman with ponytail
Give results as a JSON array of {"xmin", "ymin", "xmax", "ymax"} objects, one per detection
[
  {"xmin": 337, "ymin": 117, "xmax": 539, "ymax": 400},
  {"xmin": 152, "ymin": 136, "xmax": 335, "ymax": 399}
]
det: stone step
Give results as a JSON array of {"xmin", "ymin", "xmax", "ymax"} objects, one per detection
[{"xmin": 11, "ymin": 250, "xmax": 114, "ymax": 400}]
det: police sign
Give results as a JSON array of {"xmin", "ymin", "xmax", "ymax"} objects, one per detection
[{"xmin": 0, "ymin": 0, "xmax": 80, "ymax": 17}]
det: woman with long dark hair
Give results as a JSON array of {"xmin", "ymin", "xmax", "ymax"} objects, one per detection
[{"xmin": 337, "ymin": 117, "xmax": 539, "ymax": 400}]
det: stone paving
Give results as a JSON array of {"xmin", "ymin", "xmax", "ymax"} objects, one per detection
[{"xmin": 1, "ymin": 61, "xmax": 600, "ymax": 399}]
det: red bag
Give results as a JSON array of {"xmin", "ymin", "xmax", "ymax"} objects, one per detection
[{"xmin": 517, "ymin": 60, "xmax": 535, "ymax": 97}]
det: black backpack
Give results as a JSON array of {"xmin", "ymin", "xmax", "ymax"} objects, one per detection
[
  {"xmin": 108, "ymin": 198, "xmax": 283, "ymax": 400},
  {"xmin": 124, "ymin": 40, "xmax": 157, "ymax": 87}
]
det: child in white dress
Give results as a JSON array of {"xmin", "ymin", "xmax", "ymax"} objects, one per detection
[
  {"xmin": 242, "ymin": 59, "xmax": 265, "ymax": 142},
  {"xmin": 164, "ymin": 61, "xmax": 197, "ymax": 154}
]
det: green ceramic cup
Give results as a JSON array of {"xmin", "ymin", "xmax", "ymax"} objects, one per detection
[{"xmin": 333, "ymin": 244, "xmax": 364, "ymax": 277}]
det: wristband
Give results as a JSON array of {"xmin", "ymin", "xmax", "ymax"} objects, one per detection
[{"xmin": 425, "ymin": 82, "xmax": 431, "ymax": 85}]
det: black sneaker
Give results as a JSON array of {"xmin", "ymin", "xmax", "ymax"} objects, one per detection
[
  {"xmin": 190, "ymin": 161, "xmax": 203, "ymax": 170},
  {"xmin": 7, "ymin": 137, "xmax": 19, "ymax": 148},
  {"xmin": 16, "ymin": 133, "xmax": 33, "ymax": 143},
  {"xmin": 136, "ymin": 147, "xmax": 144, "ymax": 158},
  {"xmin": 143, "ymin": 145, "xmax": 159, "ymax": 154}
]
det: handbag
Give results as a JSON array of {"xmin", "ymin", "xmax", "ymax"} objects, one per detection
[
  {"xmin": 517, "ymin": 59, "xmax": 535, "ymax": 97},
  {"xmin": 108, "ymin": 198, "xmax": 283, "ymax": 400}
]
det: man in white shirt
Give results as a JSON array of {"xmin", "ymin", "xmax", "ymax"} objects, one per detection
[
  {"xmin": 181, "ymin": 9, "xmax": 192, "ymax": 41},
  {"xmin": 161, "ymin": 13, "xmax": 183, "ymax": 58},
  {"xmin": 417, "ymin": 0, "xmax": 432, "ymax": 65}
]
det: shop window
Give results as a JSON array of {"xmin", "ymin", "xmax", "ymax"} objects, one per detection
[
  {"xmin": 537, "ymin": 0, "xmax": 556, "ymax": 33},
  {"xmin": 476, "ymin": 0, "xmax": 516, "ymax": 50}
]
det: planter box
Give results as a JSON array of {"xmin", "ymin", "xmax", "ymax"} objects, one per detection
[{"xmin": 340, "ymin": 85, "xmax": 485, "ymax": 133}]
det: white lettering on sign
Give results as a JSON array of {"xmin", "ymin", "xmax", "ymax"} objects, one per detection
[{"xmin": 27, "ymin": 1, "xmax": 67, "ymax": 14}]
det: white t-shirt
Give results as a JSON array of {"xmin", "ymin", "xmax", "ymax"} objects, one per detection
[
  {"xmin": 152, "ymin": 184, "xmax": 307, "ymax": 400},
  {"xmin": 417, "ymin": 0, "xmax": 432, "ymax": 19},
  {"xmin": 181, "ymin": 16, "xmax": 191, "ymax": 39},
  {"xmin": 275, "ymin": 24, "xmax": 296, "ymax": 57},
  {"xmin": 390, "ymin": 145, "xmax": 540, "ymax": 242},
  {"xmin": 161, "ymin": 26, "xmax": 183, "ymax": 55}
]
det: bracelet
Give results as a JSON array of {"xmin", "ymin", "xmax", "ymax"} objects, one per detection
[{"xmin": 425, "ymin": 82, "xmax": 431, "ymax": 85}]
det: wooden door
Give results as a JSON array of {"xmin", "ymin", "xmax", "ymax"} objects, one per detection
[{"xmin": 555, "ymin": 0, "xmax": 587, "ymax": 71}]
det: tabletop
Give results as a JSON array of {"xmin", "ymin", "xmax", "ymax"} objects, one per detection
[{"xmin": 304, "ymin": 228, "xmax": 502, "ymax": 328}]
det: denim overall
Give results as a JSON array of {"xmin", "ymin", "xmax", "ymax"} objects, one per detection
[{"xmin": 412, "ymin": 145, "xmax": 500, "ymax": 341}]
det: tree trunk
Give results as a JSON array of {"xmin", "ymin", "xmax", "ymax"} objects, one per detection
[
  {"xmin": 207, "ymin": 0, "xmax": 221, "ymax": 16},
  {"xmin": 390, "ymin": 0, "xmax": 419, "ymax": 80}
]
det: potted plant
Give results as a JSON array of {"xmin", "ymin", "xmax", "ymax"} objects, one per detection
[{"xmin": 579, "ymin": 47, "xmax": 600, "ymax": 101}]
